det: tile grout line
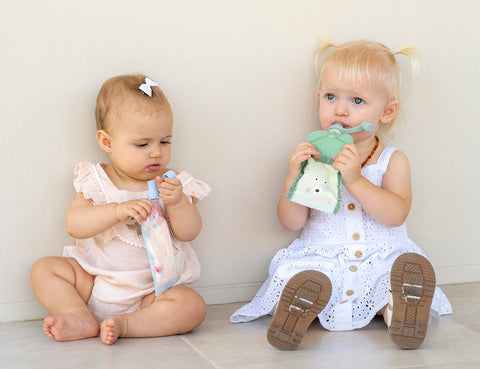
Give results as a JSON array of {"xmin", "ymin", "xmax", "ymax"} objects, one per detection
[{"xmin": 180, "ymin": 336, "xmax": 222, "ymax": 369}]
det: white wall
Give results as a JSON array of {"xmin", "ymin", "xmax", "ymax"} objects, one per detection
[{"xmin": 1, "ymin": 0, "xmax": 479, "ymax": 322}]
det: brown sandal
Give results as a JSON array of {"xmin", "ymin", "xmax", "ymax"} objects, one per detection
[
  {"xmin": 388, "ymin": 253, "xmax": 436, "ymax": 349},
  {"xmin": 267, "ymin": 270, "xmax": 332, "ymax": 350}
]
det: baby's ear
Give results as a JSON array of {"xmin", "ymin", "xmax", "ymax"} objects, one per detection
[
  {"xmin": 380, "ymin": 100, "xmax": 399, "ymax": 124},
  {"xmin": 96, "ymin": 130, "xmax": 112, "ymax": 152}
]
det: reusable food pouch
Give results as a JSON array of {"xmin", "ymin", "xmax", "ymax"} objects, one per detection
[
  {"xmin": 142, "ymin": 170, "xmax": 178, "ymax": 296},
  {"xmin": 286, "ymin": 121, "xmax": 373, "ymax": 214}
]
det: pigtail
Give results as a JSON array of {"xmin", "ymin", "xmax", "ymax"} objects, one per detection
[
  {"xmin": 314, "ymin": 40, "xmax": 336, "ymax": 79},
  {"xmin": 394, "ymin": 45, "xmax": 419, "ymax": 81}
]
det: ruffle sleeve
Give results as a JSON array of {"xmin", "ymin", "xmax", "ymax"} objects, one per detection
[
  {"xmin": 177, "ymin": 171, "xmax": 211, "ymax": 203},
  {"xmin": 73, "ymin": 162, "xmax": 107, "ymax": 204}
]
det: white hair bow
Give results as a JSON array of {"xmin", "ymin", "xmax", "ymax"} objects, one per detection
[{"xmin": 139, "ymin": 77, "xmax": 159, "ymax": 97}]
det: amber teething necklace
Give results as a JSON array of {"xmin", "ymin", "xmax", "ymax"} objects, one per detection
[{"xmin": 361, "ymin": 136, "xmax": 379, "ymax": 168}]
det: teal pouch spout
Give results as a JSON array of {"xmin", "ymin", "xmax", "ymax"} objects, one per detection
[{"xmin": 286, "ymin": 121, "xmax": 373, "ymax": 214}]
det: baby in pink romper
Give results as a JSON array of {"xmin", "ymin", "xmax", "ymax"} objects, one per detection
[{"xmin": 30, "ymin": 74, "xmax": 210, "ymax": 345}]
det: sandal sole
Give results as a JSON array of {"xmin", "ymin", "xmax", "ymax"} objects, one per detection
[
  {"xmin": 389, "ymin": 253, "xmax": 436, "ymax": 349},
  {"xmin": 267, "ymin": 270, "xmax": 332, "ymax": 351}
]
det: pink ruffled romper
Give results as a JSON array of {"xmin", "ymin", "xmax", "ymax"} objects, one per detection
[{"xmin": 63, "ymin": 162, "xmax": 211, "ymax": 322}]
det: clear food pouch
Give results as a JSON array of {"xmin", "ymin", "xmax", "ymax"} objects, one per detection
[
  {"xmin": 286, "ymin": 121, "xmax": 373, "ymax": 214},
  {"xmin": 142, "ymin": 171, "xmax": 178, "ymax": 296}
]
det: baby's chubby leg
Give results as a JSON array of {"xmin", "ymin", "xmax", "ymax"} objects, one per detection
[
  {"xmin": 100, "ymin": 285, "xmax": 207, "ymax": 345},
  {"xmin": 30, "ymin": 257, "xmax": 99, "ymax": 341}
]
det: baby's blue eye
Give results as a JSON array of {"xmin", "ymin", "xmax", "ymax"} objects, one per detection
[
  {"xmin": 327, "ymin": 94, "xmax": 335, "ymax": 100},
  {"xmin": 354, "ymin": 97, "xmax": 363, "ymax": 104}
]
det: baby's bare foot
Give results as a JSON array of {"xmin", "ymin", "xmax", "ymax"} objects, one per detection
[
  {"xmin": 43, "ymin": 313, "xmax": 99, "ymax": 341},
  {"xmin": 100, "ymin": 317, "xmax": 125, "ymax": 345}
]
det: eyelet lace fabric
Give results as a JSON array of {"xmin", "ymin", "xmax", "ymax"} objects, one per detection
[{"xmin": 230, "ymin": 147, "xmax": 452, "ymax": 330}]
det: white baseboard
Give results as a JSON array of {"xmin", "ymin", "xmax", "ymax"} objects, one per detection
[
  {"xmin": 2, "ymin": 264, "xmax": 478, "ymax": 323},
  {"xmin": 194, "ymin": 282, "xmax": 263, "ymax": 306},
  {"xmin": 0, "ymin": 301, "xmax": 48, "ymax": 323},
  {"xmin": 435, "ymin": 264, "xmax": 480, "ymax": 285}
]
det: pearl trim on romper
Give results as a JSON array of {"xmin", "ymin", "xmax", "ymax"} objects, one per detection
[{"xmin": 92, "ymin": 164, "xmax": 146, "ymax": 249}]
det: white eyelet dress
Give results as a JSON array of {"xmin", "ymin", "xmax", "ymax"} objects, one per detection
[
  {"xmin": 63, "ymin": 162, "xmax": 211, "ymax": 323},
  {"xmin": 230, "ymin": 147, "xmax": 452, "ymax": 331}
]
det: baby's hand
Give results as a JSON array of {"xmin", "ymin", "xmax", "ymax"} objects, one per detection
[
  {"xmin": 114, "ymin": 199, "xmax": 154, "ymax": 225},
  {"xmin": 288, "ymin": 142, "xmax": 320, "ymax": 179},
  {"xmin": 157, "ymin": 176, "xmax": 184, "ymax": 207},
  {"xmin": 332, "ymin": 144, "xmax": 361, "ymax": 185}
]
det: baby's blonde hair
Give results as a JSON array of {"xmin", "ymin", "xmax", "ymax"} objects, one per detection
[
  {"xmin": 315, "ymin": 40, "xmax": 418, "ymax": 131},
  {"xmin": 95, "ymin": 73, "xmax": 172, "ymax": 132}
]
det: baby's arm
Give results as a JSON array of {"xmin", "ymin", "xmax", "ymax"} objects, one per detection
[
  {"xmin": 334, "ymin": 145, "xmax": 412, "ymax": 227},
  {"xmin": 65, "ymin": 193, "xmax": 154, "ymax": 239},
  {"xmin": 277, "ymin": 142, "xmax": 320, "ymax": 232},
  {"xmin": 158, "ymin": 177, "xmax": 202, "ymax": 242}
]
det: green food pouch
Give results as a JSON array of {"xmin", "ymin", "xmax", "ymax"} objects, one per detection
[{"xmin": 286, "ymin": 121, "xmax": 373, "ymax": 214}]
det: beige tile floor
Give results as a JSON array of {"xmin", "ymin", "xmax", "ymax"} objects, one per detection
[{"xmin": 1, "ymin": 282, "xmax": 479, "ymax": 369}]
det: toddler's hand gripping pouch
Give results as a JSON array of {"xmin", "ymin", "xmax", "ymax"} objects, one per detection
[
  {"xmin": 286, "ymin": 121, "xmax": 373, "ymax": 214},
  {"xmin": 142, "ymin": 171, "xmax": 179, "ymax": 296}
]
